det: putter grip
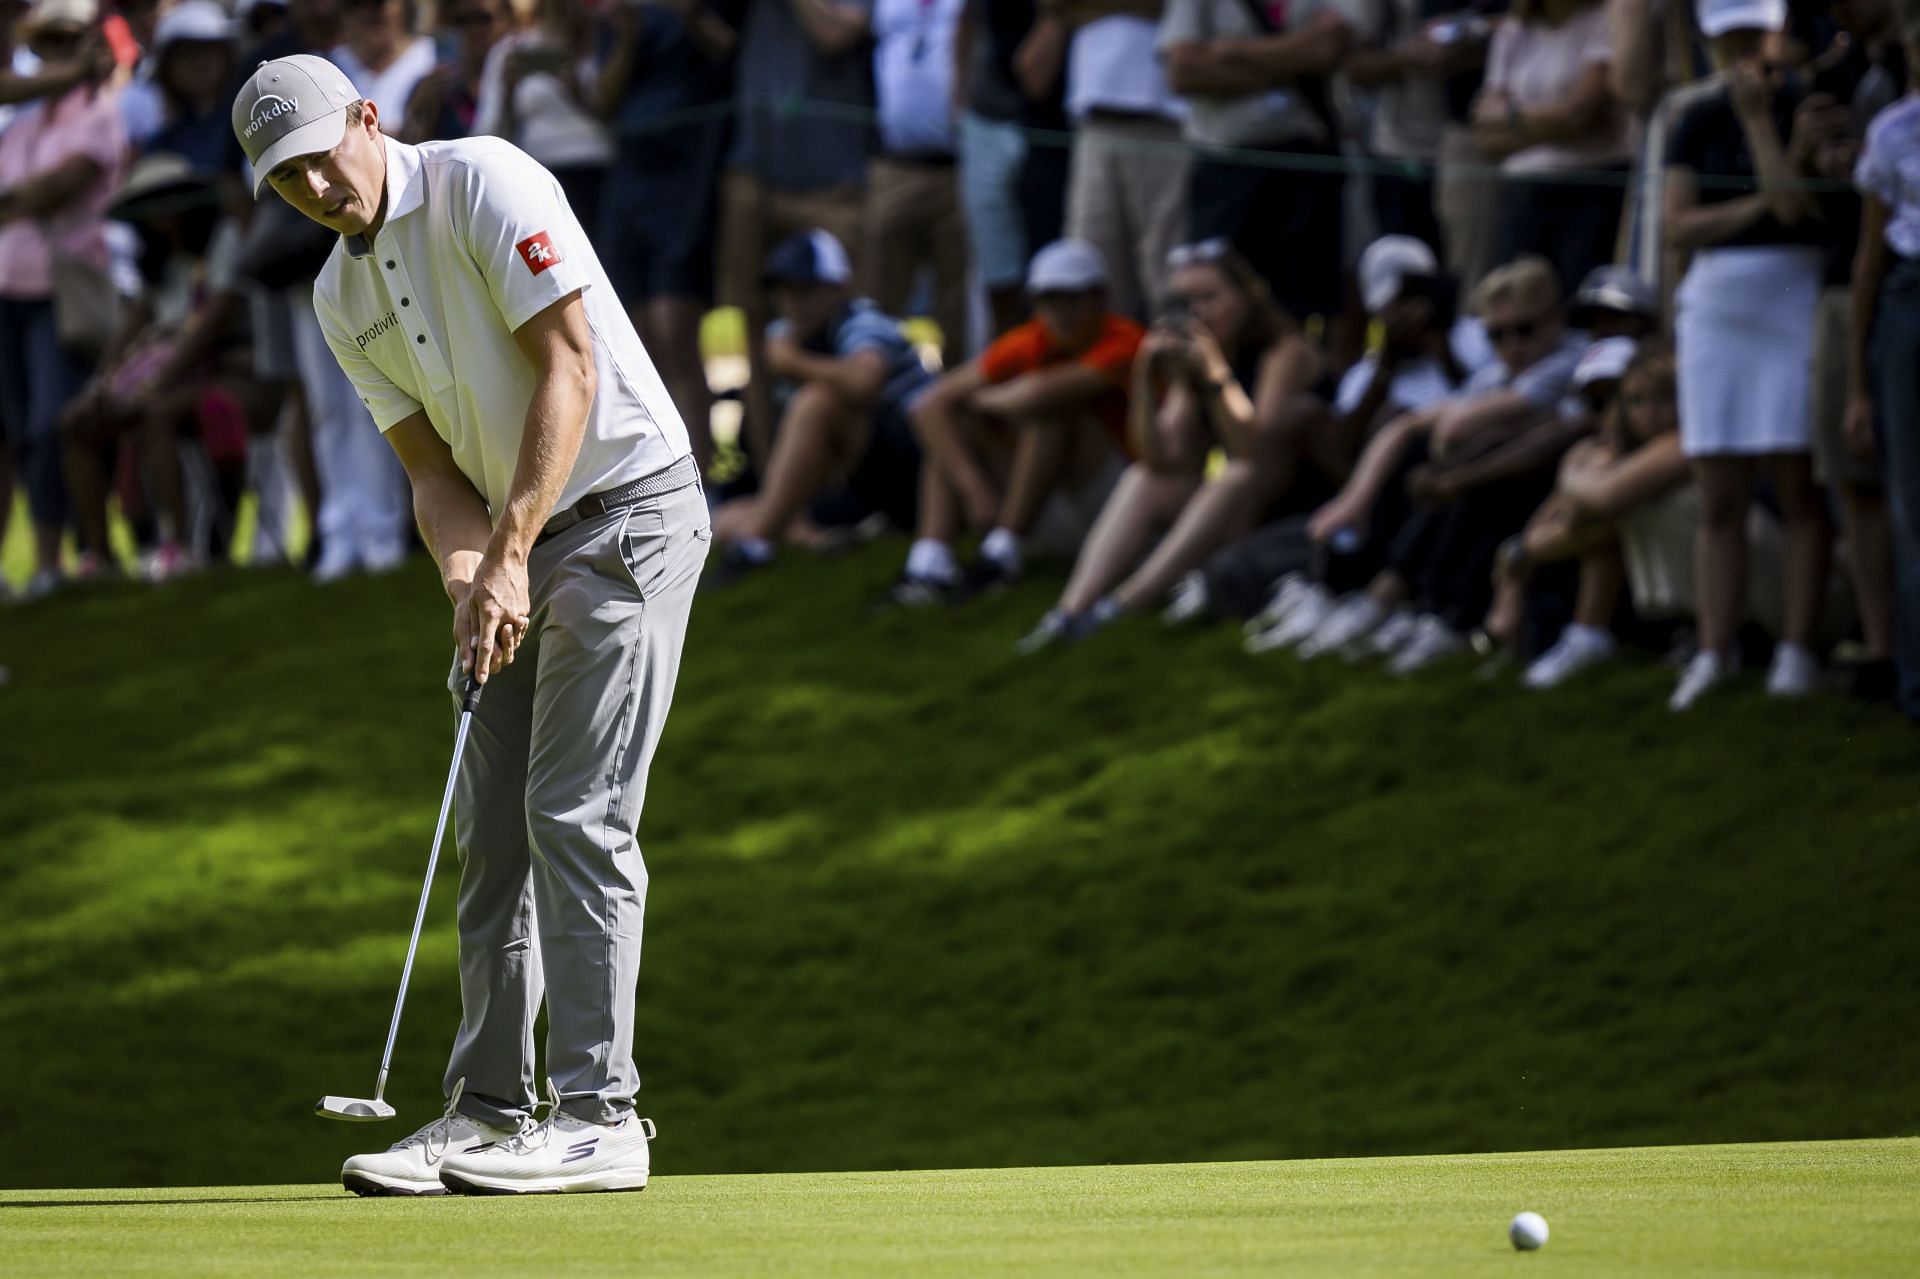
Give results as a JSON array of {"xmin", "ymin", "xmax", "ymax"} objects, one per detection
[{"xmin": 461, "ymin": 673, "xmax": 484, "ymax": 714}]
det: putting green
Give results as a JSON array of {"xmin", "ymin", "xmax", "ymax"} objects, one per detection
[{"xmin": 5, "ymin": 1139, "xmax": 1915, "ymax": 1276}]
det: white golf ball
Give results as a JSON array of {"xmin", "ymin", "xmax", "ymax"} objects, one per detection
[{"xmin": 1509, "ymin": 1211, "xmax": 1550, "ymax": 1251}]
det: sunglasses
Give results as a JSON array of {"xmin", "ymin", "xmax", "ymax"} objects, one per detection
[
  {"xmin": 1166, "ymin": 237, "xmax": 1232, "ymax": 270},
  {"xmin": 1486, "ymin": 317, "xmax": 1545, "ymax": 345}
]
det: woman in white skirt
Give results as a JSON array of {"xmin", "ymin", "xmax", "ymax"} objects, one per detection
[{"xmin": 1663, "ymin": 0, "xmax": 1837, "ymax": 710}]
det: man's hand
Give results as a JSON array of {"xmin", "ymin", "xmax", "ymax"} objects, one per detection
[
  {"xmin": 1726, "ymin": 58, "xmax": 1774, "ymax": 123},
  {"xmin": 456, "ymin": 551, "xmax": 533, "ymax": 682},
  {"xmin": 1788, "ymin": 91, "xmax": 1849, "ymax": 168},
  {"xmin": 1845, "ymin": 393, "xmax": 1878, "ymax": 458}
]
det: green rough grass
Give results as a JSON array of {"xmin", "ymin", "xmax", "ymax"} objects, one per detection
[
  {"xmin": 0, "ymin": 541, "xmax": 1917, "ymax": 1193},
  {"xmin": 4, "ymin": 1141, "xmax": 1917, "ymax": 1277}
]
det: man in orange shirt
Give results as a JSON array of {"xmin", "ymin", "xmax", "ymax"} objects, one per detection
[{"xmin": 892, "ymin": 239, "xmax": 1145, "ymax": 603}]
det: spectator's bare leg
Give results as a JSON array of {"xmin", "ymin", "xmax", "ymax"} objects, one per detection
[
  {"xmin": 642, "ymin": 297, "xmax": 714, "ymax": 474},
  {"xmin": 140, "ymin": 400, "xmax": 191, "ymax": 547},
  {"xmin": 738, "ymin": 382, "xmax": 868, "ymax": 545},
  {"xmin": 1572, "ymin": 547, "xmax": 1625, "ymax": 629},
  {"xmin": 1771, "ymin": 453, "xmax": 1832, "ymax": 651},
  {"xmin": 1693, "ymin": 456, "xmax": 1757, "ymax": 658},
  {"xmin": 61, "ymin": 398, "xmax": 115, "ymax": 559},
  {"xmin": 1112, "ymin": 459, "xmax": 1266, "ymax": 612},
  {"xmin": 1057, "ymin": 463, "xmax": 1200, "ymax": 616},
  {"xmin": 995, "ymin": 414, "xmax": 1079, "ymax": 540},
  {"xmin": 916, "ymin": 455, "xmax": 961, "ymax": 547},
  {"xmin": 1836, "ymin": 483, "xmax": 1894, "ymax": 660},
  {"xmin": 912, "ymin": 397, "xmax": 1000, "ymax": 531}
]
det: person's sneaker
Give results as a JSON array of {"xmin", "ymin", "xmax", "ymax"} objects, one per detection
[
  {"xmin": 1764, "ymin": 642, "xmax": 1821, "ymax": 699},
  {"xmin": 1015, "ymin": 609, "xmax": 1075, "ymax": 656},
  {"xmin": 1244, "ymin": 581, "xmax": 1334, "ymax": 653},
  {"xmin": 1387, "ymin": 614, "xmax": 1466, "ymax": 675},
  {"xmin": 1349, "ymin": 606, "xmax": 1418, "ymax": 663},
  {"xmin": 880, "ymin": 571, "xmax": 956, "ymax": 609},
  {"xmin": 1161, "ymin": 572, "xmax": 1210, "ymax": 626},
  {"xmin": 341, "ymin": 1083, "xmax": 520, "ymax": 1197},
  {"xmin": 143, "ymin": 544, "xmax": 203, "ymax": 584},
  {"xmin": 1296, "ymin": 594, "xmax": 1388, "ymax": 660},
  {"xmin": 1669, "ymin": 650, "xmax": 1736, "ymax": 712},
  {"xmin": 948, "ymin": 555, "xmax": 1017, "ymax": 604},
  {"xmin": 311, "ymin": 544, "xmax": 360, "ymax": 584},
  {"xmin": 439, "ymin": 1088, "xmax": 655, "ymax": 1196},
  {"xmin": 1522, "ymin": 625, "xmax": 1618, "ymax": 690},
  {"xmin": 21, "ymin": 567, "xmax": 60, "ymax": 601},
  {"xmin": 1244, "ymin": 573, "xmax": 1313, "ymax": 637}
]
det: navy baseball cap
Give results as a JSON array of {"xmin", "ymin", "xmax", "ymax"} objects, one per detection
[{"xmin": 763, "ymin": 230, "xmax": 853, "ymax": 288}]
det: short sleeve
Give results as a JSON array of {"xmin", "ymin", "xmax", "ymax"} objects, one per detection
[
  {"xmin": 453, "ymin": 144, "xmax": 595, "ymax": 333},
  {"xmin": 1157, "ymin": 0, "xmax": 1206, "ymax": 53},
  {"xmin": 1334, "ymin": 356, "xmax": 1379, "ymax": 415},
  {"xmin": 1857, "ymin": 110, "xmax": 1903, "ymax": 205},
  {"xmin": 314, "ymin": 288, "xmax": 425, "ymax": 432},
  {"xmin": 1076, "ymin": 318, "xmax": 1143, "ymax": 385},
  {"xmin": 834, "ymin": 309, "xmax": 907, "ymax": 359},
  {"xmin": 1483, "ymin": 18, "xmax": 1518, "ymax": 94},
  {"xmin": 981, "ymin": 323, "xmax": 1043, "ymax": 384}
]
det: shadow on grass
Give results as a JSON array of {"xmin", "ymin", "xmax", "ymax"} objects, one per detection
[{"xmin": 0, "ymin": 1195, "xmax": 346, "ymax": 1209}]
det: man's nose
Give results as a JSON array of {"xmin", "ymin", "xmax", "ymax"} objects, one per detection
[{"xmin": 304, "ymin": 168, "xmax": 328, "ymax": 201}]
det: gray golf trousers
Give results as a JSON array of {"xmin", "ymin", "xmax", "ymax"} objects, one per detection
[{"xmin": 442, "ymin": 476, "xmax": 710, "ymax": 1127}]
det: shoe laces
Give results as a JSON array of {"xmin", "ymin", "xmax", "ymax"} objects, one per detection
[
  {"xmin": 395, "ymin": 1077, "xmax": 470, "ymax": 1165},
  {"xmin": 497, "ymin": 1080, "xmax": 564, "ymax": 1156}
]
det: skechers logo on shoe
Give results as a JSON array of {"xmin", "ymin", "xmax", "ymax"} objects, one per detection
[
  {"xmin": 561, "ymin": 1139, "xmax": 598, "ymax": 1164},
  {"xmin": 356, "ymin": 310, "xmax": 399, "ymax": 351}
]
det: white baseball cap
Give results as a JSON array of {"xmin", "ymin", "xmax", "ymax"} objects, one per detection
[
  {"xmin": 1698, "ymin": 0, "xmax": 1786, "ymax": 37},
  {"xmin": 231, "ymin": 54, "xmax": 362, "ymax": 197},
  {"xmin": 1026, "ymin": 239, "xmax": 1108, "ymax": 295},
  {"xmin": 1573, "ymin": 336, "xmax": 1639, "ymax": 390},
  {"xmin": 1359, "ymin": 235, "xmax": 1439, "ymax": 314},
  {"xmin": 22, "ymin": 0, "xmax": 96, "ymax": 36}
]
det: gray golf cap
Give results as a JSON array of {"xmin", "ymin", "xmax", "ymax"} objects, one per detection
[{"xmin": 232, "ymin": 54, "xmax": 361, "ymax": 196}]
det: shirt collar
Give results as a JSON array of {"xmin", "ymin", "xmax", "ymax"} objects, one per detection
[{"xmin": 344, "ymin": 135, "xmax": 426, "ymax": 260}]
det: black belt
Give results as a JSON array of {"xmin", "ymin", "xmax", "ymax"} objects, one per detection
[{"xmin": 536, "ymin": 455, "xmax": 700, "ymax": 546}]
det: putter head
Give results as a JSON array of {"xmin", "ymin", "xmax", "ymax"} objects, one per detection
[{"xmin": 315, "ymin": 1095, "xmax": 396, "ymax": 1122}]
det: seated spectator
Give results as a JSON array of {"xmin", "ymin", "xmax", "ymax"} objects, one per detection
[
  {"xmin": 1473, "ymin": 0, "xmax": 1630, "ymax": 294},
  {"xmin": 399, "ymin": 0, "xmax": 510, "ymax": 142},
  {"xmin": 956, "ymin": 0, "xmax": 1070, "ymax": 337},
  {"xmin": 594, "ymin": 0, "xmax": 738, "ymax": 474},
  {"xmin": 1665, "ymin": 0, "xmax": 1838, "ymax": 710},
  {"xmin": 0, "ymin": 0, "xmax": 123, "ymax": 600},
  {"xmin": 1568, "ymin": 262, "xmax": 1661, "ymax": 339},
  {"xmin": 722, "ymin": 0, "xmax": 873, "ymax": 478},
  {"xmin": 891, "ymin": 239, "xmax": 1142, "ymax": 603},
  {"xmin": 863, "ymin": 0, "xmax": 967, "ymax": 365},
  {"xmin": 1059, "ymin": 4, "xmax": 1188, "ymax": 323},
  {"xmin": 1486, "ymin": 340, "xmax": 1684, "ymax": 687},
  {"xmin": 710, "ymin": 231, "xmax": 931, "ymax": 578},
  {"xmin": 129, "ymin": 1, "xmax": 237, "ymax": 167},
  {"xmin": 472, "ymin": 0, "xmax": 612, "ymax": 220},
  {"xmin": 1015, "ymin": 240, "xmax": 1327, "ymax": 651},
  {"xmin": 1850, "ymin": 1, "xmax": 1920, "ymax": 720},
  {"xmin": 62, "ymin": 155, "xmax": 258, "ymax": 581},
  {"xmin": 1250, "ymin": 256, "xmax": 1585, "ymax": 654},
  {"xmin": 1160, "ymin": 0, "xmax": 1355, "ymax": 324}
]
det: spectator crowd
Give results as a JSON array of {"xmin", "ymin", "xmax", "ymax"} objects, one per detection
[{"xmin": 3, "ymin": 0, "xmax": 1920, "ymax": 718}]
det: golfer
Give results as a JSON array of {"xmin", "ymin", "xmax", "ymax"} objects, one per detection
[{"xmin": 233, "ymin": 55, "xmax": 708, "ymax": 1196}]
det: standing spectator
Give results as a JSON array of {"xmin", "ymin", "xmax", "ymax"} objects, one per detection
[
  {"xmin": 711, "ymin": 230, "xmax": 931, "ymax": 574},
  {"xmin": 1474, "ymin": 0, "xmax": 1630, "ymax": 291},
  {"xmin": 595, "ymin": 0, "xmax": 738, "ymax": 476},
  {"xmin": 956, "ymin": 0, "xmax": 1070, "ymax": 337},
  {"xmin": 136, "ymin": 1, "xmax": 238, "ymax": 167},
  {"xmin": 1610, "ymin": 0, "xmax": 1707, "ymax": 286},
  {"xmin": 472, "ymin": 0, "xmax": 612, "ymax": 219},
  {"xmin": 1058, "ymin": 2, "xmax": 1187, "ymax": 323},
  {"xmin": 722, "ymin": 0, "xmax": 874, "ymax": 477},
  {"xmin": 1665, "ymin": 0, "xmax": 1836, "ymax": 710},
  {"xmin": 1807, "ymin": 0, "xmax": 1903, "ymax": 701},
  {"xmin": 893, "ymin": 239, "xmax": 1141, "ymax": 601},
  {"xmin": 0, "ymin": 0, "xmax": 122, "ymax": 598},
  {"xmin": 1849, "ymin": 0, "xmax": 1920, "ymax": 719},
  {"xmin": 333, "ymin": 0, "xmax": 437, "ymax": 125},
  {"xmin": 400, "ymin": 0, "xmax": 510, "ymax": 142},
  {"xmin": 1159, "ymin": 0, "xmax": 1357, "ymax": 325},
  {"xmin": 1346, "ymin": 1, "xmax": 1492, "ymax": 256},
  {"xmin": 865, "ymin": 0, "xmax": 967, "ymax": 365}
]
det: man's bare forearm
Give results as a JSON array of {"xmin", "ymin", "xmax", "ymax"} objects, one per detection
[
  {"xmin": 488, "ymin": 357, "xmax": 596, "ymax": 564},
  {"xmin": 411, "ymin": 468, "xmax": 497, "ymax": 598}
]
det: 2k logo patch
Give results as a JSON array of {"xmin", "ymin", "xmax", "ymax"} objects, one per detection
[{"xmin": 516, "ymin": 231, "xmax": 562, "ymax": 276}]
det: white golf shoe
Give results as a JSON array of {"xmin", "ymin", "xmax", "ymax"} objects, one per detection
[
  {"xmin": 439, "ymin": 1087, "xmax": 655, "ymax": 1195},
  {"xmin": 341, "ymin": 1082, "xmax": 520, "ymax": 1197}
]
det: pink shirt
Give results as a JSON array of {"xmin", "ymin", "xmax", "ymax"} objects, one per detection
[
  {"xmin": 1485, "ymin": 5, "xmax": 1628, "ymax": 174},
  {"xmin": 0, "ymin": 84, "xmax": 126, "ymax": 300}
]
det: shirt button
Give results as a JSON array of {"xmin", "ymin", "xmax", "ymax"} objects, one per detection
[
  {"xmin": 416, "ymin": 334, "xmax": 426, "ymax": 344},
  {"xmin": 401, "ymin": 298, "xmax": 410, "ymax": 306},
  {"xmin": 385, "ymin": 260, "xmax": 396, "ymax": 269}
]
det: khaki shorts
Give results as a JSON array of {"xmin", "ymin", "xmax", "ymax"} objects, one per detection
[{"xmin": 1811, "ymin": 285, "xmax": 1882, "ymax": 488}]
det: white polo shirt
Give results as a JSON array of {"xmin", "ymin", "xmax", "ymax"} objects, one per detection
[{"xmin": 313, "ymin": 135, "xmax": 689, "ymax": 517}]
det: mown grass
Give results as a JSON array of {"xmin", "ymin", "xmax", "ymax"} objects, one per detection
[
  {"xmin": 4, "ymin": 1141, "xmax": 1917, "ymax": 1277},
  {"xmin": 0, "ymin": 539, "xmax": 1916, "ymax": 1192}
]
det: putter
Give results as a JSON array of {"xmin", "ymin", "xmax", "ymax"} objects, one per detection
[{"xmin": 316, "ymin": 671, "xmax": 484, "ymax": 1122}]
